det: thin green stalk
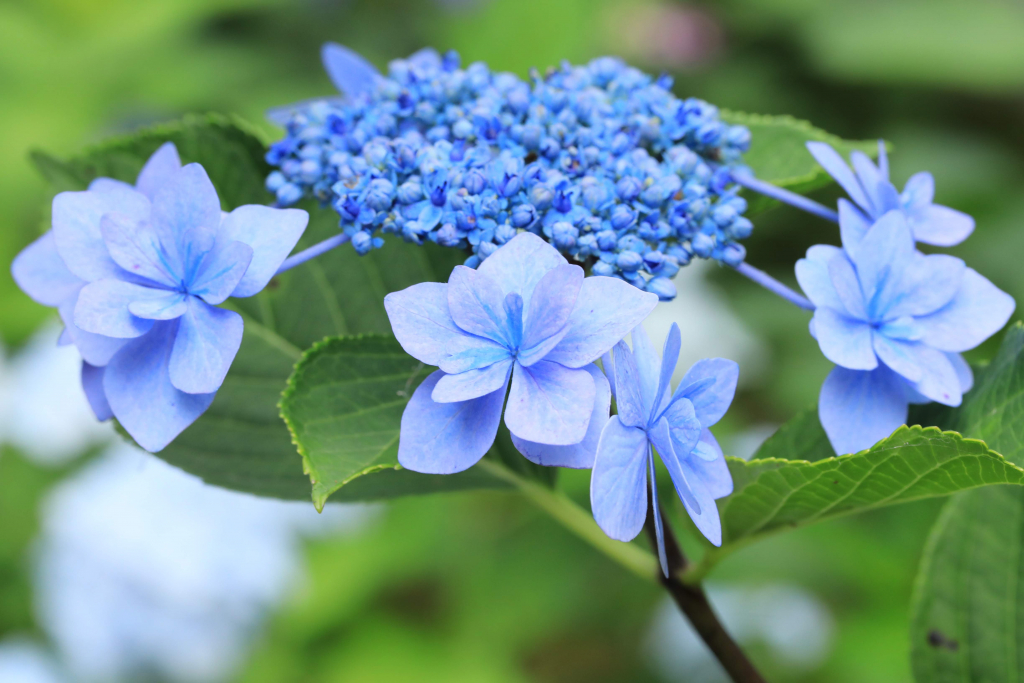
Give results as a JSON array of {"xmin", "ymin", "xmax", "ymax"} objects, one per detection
[{"xmin": 476, "ymin": 459, "xmax": 658, "ymax": 582}]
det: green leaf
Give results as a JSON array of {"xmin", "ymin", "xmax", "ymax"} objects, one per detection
[
  {"xmin": 681, "ymin": 425, "xmax": 1024, "ymax": 582},
  {"xmin": 909, "ymin": 485, "xmax": 1024, "ymax": 682},
  {"xmin": 721, "ymin": 111, "xmax": 880, "ymax": 215},
  {"xmin": 749, "ymin": 405, "xmax": 834, "ymax": 462},
  {"xmin": 281, "ymin": 334, "xmax": 512, "ymax": 510},
  {"xmin": 29, "ymin": 112, "xmax": 271, "ymax": 208}
]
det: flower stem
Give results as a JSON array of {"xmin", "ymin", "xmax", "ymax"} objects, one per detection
[
  {"xmin": 732, "ymin": 172, "xmax": 839, "ymax": 223},
  {"xmin": 275, "ymin": 233, "xmax": 350, "ymax": 275},
  {"xmin": 731, "ymin": 261, "xmax": 815, "ymax": 311},
  {"xmin": 475, "ymin": 459, "xmax": 658, "ymax": 582},
  {"xmin": 644, "ymin": 497, "xmax": 768, "ymax": 683}
]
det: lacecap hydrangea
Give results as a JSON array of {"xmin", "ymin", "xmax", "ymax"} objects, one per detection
[{"xmin": 266, "ymin": 45, "xmax": 753, "ymax": 301}]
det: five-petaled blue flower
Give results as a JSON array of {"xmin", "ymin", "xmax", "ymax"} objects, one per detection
[
  {"xmin": 591, "ymin": 323, "xmax": 737, "ymax": 575},
  {"xmin": 808, "ymin": 141, "xmax": 974, "ymax": 247},
  {"xmin": 796, "ymin": 208, "xmax": 1015, "ymax": 455},
  {"xmin": 11, "ymin": 143, "xmax": 309, "ymax": 452},
  {"xmin": 385, "ymin": 232, "xmax": 658, "ymax": 473}
]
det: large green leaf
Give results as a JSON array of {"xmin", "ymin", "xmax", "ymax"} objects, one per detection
[
  {"xmin": 722, "ymin": 111, "xmax": 880, "ymax": 216},
  {"xmin": 280, "ymin": 335, "xmax": 513, "ymax": 510},
  {"xmin": 749, "ymin": 405, "xmax": 834, "ymax": 463},
  {"xmin": 910, "ymin": 485, "xmax": 1024, "ymax": 682}
]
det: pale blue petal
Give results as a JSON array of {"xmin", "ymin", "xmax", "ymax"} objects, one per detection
[
  {"xmin": 128, "ymin": 291, "xmax": 188, "ymax": 320},
  {"xmin": 58, "ymin": 292, "xmax": 130, "ymax": 366},
  {"xmin": 517, "ymin": 324, "xmax": 569, "ymax": 367},
  {"xmin": 384, "ymin": 283, "xmax": 464, "ymax": 366},
  {"xmin": 838, "ymin": 198, "xmax": 871, "ymax": 250},
  {"xmin": 795, "ymin": 244, "xmax": 844, "ymax": 311},
  {"xmin": 219, "ymin": 205, "xmax": 308, "ymax": 297},
  {"xmin": 398, "ymin": 370, "xmax": 504, "ymax": 474},
  {"xmin": 447, "ymin": 265, "xmax": 511, "ymax": 345},
  {"xmin": 601, "ymin": 351, "xmax": 616, "ymax": 398},
  {"xmin": 851, "ymin": 150, "xmax": 900, "ymax": 216},
  {"xmin": 590, "ymin": 416, "xmax": 649, "ymax": 542},
  {"xmin": 476, "ymin": 232, "xmax": 567, "ymax": 311},
  {"xmin": 104, "ymin": 321, "xmax": 216, "ymax": 452},
  {"xmin": 431, "ymin": 359, "xmax": 512, "ymax": 403},
  {"xmin": 439, "ymin": 334, "xmax": 512, "ymax": 374},
  {"xmin": 168, "ymin": 299, "xmax": 244, "ymax": 395},
  {"xmin": 904, "ymin": 344, "xmax": 962, "ymax": 407},
  {"xmin": 806, "ymin": 141, "xmax": 871, "ymax": 213},
  {"xmin": 135, "ymin": 142, "xmax": 182, "ymax": 200},
  {"xmin": 611, "ymin": 341, "xmax": 646, "ymax": 429},
  {"xmin": 151, "ymin": 164, "xmax": 222, "ymax": 267},
  {"xmin": 100, "ymin": 212, "xmax": 181, "ymax": 287},
  {"xmin": 947, "ymin": 352, "xmax": 974, "ymax": 393},
  {"xmin": 648, "ymin": 452, "xmax": 669, "ymax": 578},
  {"xmin": 652, "ymin": 323, "xmax": 681, "ymax": 419},
  {"xmin": 819, "ymin": 365, "xmax": 907, "ymax": 456},
  {"xmin": 512, "ymin": 364, "xmax": 610, "ymax": 469},
  {"xmin": 52, "ymin": 188, "xmax": 150, "ymax": 281},
  {"xmin": 631, "ymin": 324, "xmax": 661, "ymax": 419},
  {"xmin": 544, "ymin": 276, "xmax": 659, "ymax": 368},
  {"xmin": 671, "ymin": 358, "xmax": 739, "ymax": 427},
  {"xmin": 918, "ymin": 268, "xmax": 1015, "ymax": 352},
  {"xmin": 872, "ymin": 333, "xmax": 923, "ymax": 382},
  {"xmin": 74, "ymin": 280, "xmax": 159, "ymax": 338},
  {"xmin": 661, "ymin": 396, "xmax": 702, "ymax": 458},
  {"xmin": 883, "ymin": 252, "xmax": 964, "ymax": 319},
  {"xmin": 679, "ymin": 461, "xmax": 723, "ymax": 546},
  {"xmin": 89, "ymin": 178, "xmax": 134, "ymax": 195},
  {"xmin": 877, "ymin": 316, "xmax": 925, "ymax": 341},
  {"xmin": 505, "ymin": 360, "xmax": 595, "ymax": 446},
  {"xmin": 909, "ymin": 204, "xmax": 975, "ymax": 247},
  {"xmin": 827, "ymin": 251, "xmax": 869, "ymax": 320},
  {"xmin": 876, "ymin": 140, "xmax": 889, "ymax": 179},
  {"xmin": 11, "ymin": 231, "xmax": 84, "ymax": 306},
  {"xmin": 321, "ymin": 42, "xmax": 380, "ymax": 98},
  {"xmin": 521, "ymin": 263, "xmax": 582, "ymax": 350},
  {"xmin": 81, "ymin": 361, "xmax": 112, "ymax": 421},
  {"xmin": 190, "ymin": 240, "xmax": 253, "ymax": 305},
  {"xmin": 849, "ymin": 210, "xmax": 916, "ymax": 319},
  {"xmin": 687, "ymin": 430, "xmax": 733, "ymax": 498},
  {"xmin": 900, "ymin": 172, "xmax": 934, "ymax": 210},
  {"xmin": 811, "ymin": 307, "xmax": 877, "ymax": 371}
]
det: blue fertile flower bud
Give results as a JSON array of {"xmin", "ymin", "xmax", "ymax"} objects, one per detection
[
  {"xmin": 511, "ymin": 203, "xmax": 538, "ymax": 228},
  {"xmin": 610, "ymin": 205, "xmax": 637, "ymax": 230}
]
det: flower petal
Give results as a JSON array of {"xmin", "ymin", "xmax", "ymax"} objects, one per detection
[
  {"xmin": 476, "ymin": 232, "xmax": 567, "ymax": 310},
  {"xmin": 806, "ymin": 142, "xmax": 872, "ymax": 213},
  {"xmin": 905, "ymin": 344, "xmax": 962, "ymax": 407},
  {"xmin": 812, "ymin": 307, "xmax": 877, "ymax": 371},
  {"xmin": 918, "ymin": 268, "xmax": 1015, "ymax": 352},
  {"xmin": 219, "ymin": 205, "xmax": 309, "ymax": 298},
  {"xmin": 321, "ymin": 42, "xmax": 380, "ymax": 98},
  {"xmin": 849, "ymin": 210, "xmax": 916, "ymax": 319},
  {"xmin": 512, "ymin": 364, "xmax": 611, "ymax": 468},
  {"xmin": 52, "ymin": 187, "xmax": 150, "ymax": 282},
  {"xmin": 81, "ymin": 361, "xmax": 112, "ymax": 421},
  {"xmin": 652, "ymin": 323, "xmax": 681, "ymax": 419},
  {"xmin": 505, "ymin": 360, "xmax": 595, "ymax": 445},
  {"xmin": 900, "ymin": 172, "xmax": 934, "ymax": 210},
  {"xmin": 611, "ymin": 341, "xmax": 646, "ymax": 428},
  {"xmin": 883, "ymin": 253, "xmax": 965, "ymax": 319},
  {"xmin": 838, "ymin": 198, "xmax": 872, "ymax": 251},
  {"xmin": 11, "ymin": 231, "xmax": 84, "ymax": 306},
  {"xmin": 872, "ymin": 333, "xmax": 923, "ymax": 382},
  {"xmin": 521, "ymin": 263, "xmax": 583, "ymax": 350},
  {"xmin": 135, "ymin": 142, "xmax": 182, "ymax": 200},
  {"xmin": 439, "ymin": 333, "xmax": 511, "ymax": 374},
  {"xmin": 398, "ymin": 370, "xmax": 504, "ymax": 474},
  {"xmin": 100, "ymin": 212, "xmax": 181, "ymax": 287},
  {"xmin": 431, "ymin": 359, "xmax": 512, "ymax": 403},
  {"xmin": 58, "ymin": 292, "xmax": 130, "ymax": 366},
  {"xmin": 128, "ymin": 291, "xmax": 188, "ymax": 320},
  {"xmin": 948, "ymin": 352, "xmax": 974, "ymax": 393},
  {"xmin": 655, "ymin": 423, "xmax": 723, "ymax": 546},
  {"xmin": 544, "ymin": 276, "xmax": 659, "ymax": 368},
  {"xmin": 819, "ymin": 365, "xmax": 908, "ymax": 455},
  {"xmin": 850, "ymin": 150, "xmax": 900, "ymax": 216},
  {"xmin": 104, "ymin": 321, "xmax": 217, "ymax": 452},
  {"xmin": 660, "ymin": 395, "xmax": 702, "ymax": 458},
  {"xmin": 168, "ymin": 298, "xmax": 244, "ymax": 394},
  {"xmin": 590, "ymin": 416, "xmax": 649, "ymax": 542},
  {"xmin": 827, "ymin": 251, "xmax": 869, "ymax": 320},
  {"xmin": 671, "ymin": 358, "xmax": 739, "ymax": 427},
  {"xmin": 630, "ymin": 324, "xmax": 662, "ymax": 420},
  {"xmin": 74, "ymin": 280, "xmax": 159, "ymax": 338},
  {"xmin": 447, "ymin": 265, "xmax": 511, "ymax": 345},
  {"xmin": 796, "ymin": 244, "xmax": 844, "ymax": 312},
  {"xmin": 150, "ymin": 164, "xmax": 222, "ymax": 266},
  {"xmin": 384, "ymin": 282, "xmax": 464, "ymax": 366},
  {"xmin": 908, "ymin": 204, "xmax": 974, "ymax": 247},
  {"xmin": 190, "ymin": 240, "xmax": 253, "ymax": 305},
  {"xmin": 687, "ymin": 430, "xmax": 733, "ymax": 499}
]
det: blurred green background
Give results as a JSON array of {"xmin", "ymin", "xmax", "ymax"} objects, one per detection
[{"xmin": 2, "ymin": 0, "xmax": 1023, "ymax": 681}]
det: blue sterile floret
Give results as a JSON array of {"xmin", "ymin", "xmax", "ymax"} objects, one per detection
[{"xmin": 266, "ymin": 45, "xmax": 753, "ymax": 300}]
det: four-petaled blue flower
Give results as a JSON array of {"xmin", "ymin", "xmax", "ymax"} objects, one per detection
[
  {"xmin": 796, "ymin": 208, "xmax": 1014, "ymax": 455},
  {"xmin": 591, "ymin": 323, "xmax": 737, "ymax": 575},
  {"xmin": 385, "ymin": 232, "xmax": 659, "ymax": 473},
  {"xmin": 11, "ymin": 143, "xmax": 309, "ymax": 452},
  {"xmin": 808, "ymin": 141, "xmax": 974, "ymax": 247}
]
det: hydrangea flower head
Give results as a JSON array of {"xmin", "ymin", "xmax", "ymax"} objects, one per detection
[
  {"xmin": 11, "ymin": 143, "xmax": 309, "ymax": 452},
  {"xmin": 808, "ymin": 140, "xmax": 974, "ymax": 247},
  {"xmin": 385, "ymin": 232, "xmax": 658, "ymax": 473},
  {"xmin": 796, "ymin": 208, "xmax": 1014, "ymax": 455},
  {"xmin": 591, "ymin": 323, "xmax": 737, "ymax": 575},
  {"xmin": 266, "ymin": 45, "xmax": 754, "ymax": 300}
]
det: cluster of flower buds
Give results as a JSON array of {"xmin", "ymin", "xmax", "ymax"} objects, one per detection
[{"xmin": 265, "ymin": 47, "xmax": 752, "ymax": 300}]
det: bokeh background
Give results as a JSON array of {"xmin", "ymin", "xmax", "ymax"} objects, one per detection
[{"xmin": 2, "ymin": 0, "xmax": 1023, "ymax": 681}]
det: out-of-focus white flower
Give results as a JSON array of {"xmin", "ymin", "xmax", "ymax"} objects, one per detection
[{"xmin": 0, "ymin": 638, "xmax": 67, "ymax": 683}]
